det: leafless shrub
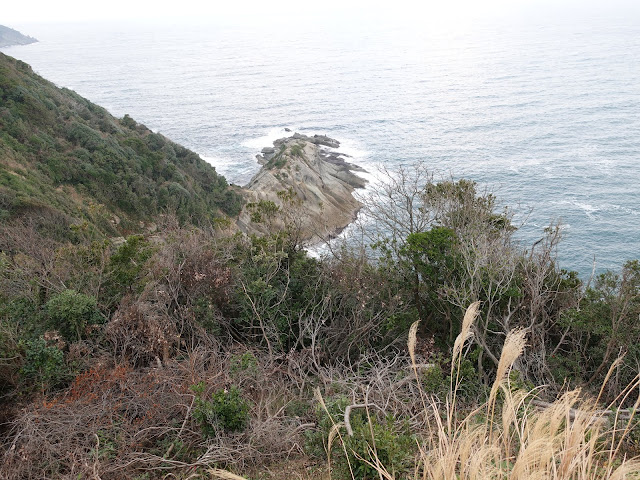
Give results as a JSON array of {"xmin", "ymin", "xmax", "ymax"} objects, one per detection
[
  {"xmin": 106, "ymin": 295, "xmax": 179, "ymax": 366},
  {"xmin": 146, "ymin": 225, "xmax": 239, "ymax": 348}
]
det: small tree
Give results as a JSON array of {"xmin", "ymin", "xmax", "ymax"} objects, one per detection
[
  {"xmin": 354, "ymin": 163, "xmax": 582, "ymax": 386},
  {"xmin": 399, "ymin": 227, "xmax": 461, "ymax": 342}
]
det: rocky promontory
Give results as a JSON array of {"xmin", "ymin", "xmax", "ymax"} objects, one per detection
[
  {"xmin": 0, "ymin": 25, "xmax": 37, "ymax": 48},
  {"xmin": 237, "ymin": 134, "xmax": 367, "ymax": 243}
]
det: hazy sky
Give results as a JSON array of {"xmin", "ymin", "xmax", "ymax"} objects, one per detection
[{"xmin": 3, "ymin": 0, "xmax": 639, "ymax": 25}]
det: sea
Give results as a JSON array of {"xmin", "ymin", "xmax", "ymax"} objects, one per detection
[{"xmin": 2, "ymin": 11, "xmax": 639, "ymax": 277}]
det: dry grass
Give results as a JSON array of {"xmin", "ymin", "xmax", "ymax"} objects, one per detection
[
  {"xmin": 0, "ymin": 349, "xmax": 312, "ymax": 479},
  {"xmin": 381, "ymin": 305, "xmax": 640, "ymax": 480},
  {"xmin": 316, "ymin": 303, "xmax": 640, "ymax": 480}
]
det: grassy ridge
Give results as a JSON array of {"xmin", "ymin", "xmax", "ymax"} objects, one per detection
[{"xmin": 0, "ymin": 53, "xmax": 243, "ymax": 236}]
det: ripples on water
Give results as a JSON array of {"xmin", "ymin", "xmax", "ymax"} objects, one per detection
[{"xmin": 2, "ymin": 15, "xmax": 639, "ymax": 276}]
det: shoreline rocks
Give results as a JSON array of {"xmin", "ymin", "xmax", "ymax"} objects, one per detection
[{"xmin": 238, "ymin": 133, "xmax": 367, "ymax": 244}]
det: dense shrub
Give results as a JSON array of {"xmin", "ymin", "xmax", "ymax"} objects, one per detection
[
  {"xmin": 0, "ymin": 53, "xmax": 244, "ymax": 236},
  {"xmin": 19, "ymin": 337, "xmax": 65, "ymax": 393},
  {"xmin": 307, "ymin": 394, "xmax": 415, "ymax": 480},
  {"xmin": 102, "ymin": 235, "xmax": 153, "ymax": 310},
  {"xmin": 46, "ymin": 289, "xmax": 101, "ymax": 341},
  {"xmin": 192, "ymin": 383, "xmax": 250, "ymax": 436}
]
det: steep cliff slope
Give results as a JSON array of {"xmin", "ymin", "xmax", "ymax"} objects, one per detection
[{"xmin": 0, "ymin": 53, "xmax": 242, "ymax": 237}]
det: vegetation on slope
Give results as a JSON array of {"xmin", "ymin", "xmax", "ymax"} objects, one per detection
[
  {"xmin": 0, "ymin": 52, "xmax": 243, "ymax": 238},
  {"xmin": 0, "ymin": 56, "xmax": 639, "ymax": 479},
  {"xmin": 1, "ymin": 167, "xmax": 638, "ymax": 478}
]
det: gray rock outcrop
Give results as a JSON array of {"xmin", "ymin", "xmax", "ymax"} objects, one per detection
[{"xmin": 238, "ymin": 133, "xmax": 367, "ymax": 244}]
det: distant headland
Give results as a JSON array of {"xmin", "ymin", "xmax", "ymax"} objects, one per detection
[{"xmin": 0, "ymin": 25, "xmax": 38, "ymax": 48}]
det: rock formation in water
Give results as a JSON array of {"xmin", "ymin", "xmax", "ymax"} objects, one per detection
[{"xmin": 238, "ymin": 134, "xmax": 367, "ymax": 243}]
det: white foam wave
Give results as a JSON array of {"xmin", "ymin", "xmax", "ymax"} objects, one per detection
[
  {"xmin": 574, "ymin": 202, "xmax": 599, "ymax": 214},
  {"xmin": 306, "ymin": 219, "xmax": 366, "ymax": 259},
  {"xmin": 554, "ymin": 199, "xmax": 600, "ymax": 220},
  {"xmin": 199, "ymin": 153, "xmax": 258, "ymax": 184},
  {"xmin": 602, "ymin": 203, "xmax": 639, "ymax": 216},
  {"xmin": 329, "ymin": 138, "xmax": 371, "ymax": 162},
  {"xmin": 241, "ymin": 127, "xmax": 295, "ymax": 149}
]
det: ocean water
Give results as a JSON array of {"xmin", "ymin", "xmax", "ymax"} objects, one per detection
[{"xmin": 2, "ymin": 14, "xmax": 639, "ymax": 276}]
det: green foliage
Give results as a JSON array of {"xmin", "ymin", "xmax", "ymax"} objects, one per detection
[
  {"xmin": 307, "ymin": 395, "xmax": 415, "ymax": 480},
  {"xmin": 247, "ymin": 200, "xmax": 280, "ymax": 224},
  {"xmin": 402, "ymin": 227, "xmax": 459, "ymax": 283},
  {"xmin": 0, "ymin": 297, "xmax": 42, "ymax": 334},
  {"xmin": 0, "ymin": 319, "xmax": 21, "ymax": 392},
  {"xmin": 46, "ymin": 289, "xmax": 101, "ymax": 341},
  {"xmin": 19, "ymin": 337, "xmax": 65, "ymax": 392},
  {"xmin": 96, "ymin": 429, "xmax": 119, "ymax": 460},
  {"xmin": 191, "ymin": 296, "xmax": 223, "ymax": 336},
  {"xmin": 453, "ymin": 356, "xmax": 485, "ymax": 400},
  {"xmin": 0, "ymin": 53, "xmax": 243, "ymax": 234},
  {"xmin": 421, "ymin": 363, "xmax": 448, "ymax": 396},
  {"xmin": 266, "ymin": 144, "xmax": 289, "ymax": 169},
  {"xmin": 399, "ymin": 227, "xmax": 461, "ymax": 340},
  {"xmin": 230, "ymin": 351, "xmax": 258, "ymax": 377},
  {"xmin": 422, "ymin": 354, "xmax": 484, "ymax": 401},
  {"xmin": 305, "ymin": 394, "xmax": 349, "ymax": 459},
  {"xmin": 289, "ymin": 143, "xmax": 304, "ymax": 158},
  {"xmin": 102, "ymin": 235, "xmax": 153, "ymax": 309},
  {"xmin": 191, "ymin": 383, "xmax": 250, "ymax": 437},
  {"xmin": 555, "ymin": 260, "xmax": 640, "ymax": 392},
  {"xmin": 343, "ymin": 416, "xmax": 414, "ymax": 480},
  {"xmin": 284, "ymin": 398, "xmax": 311, "ymax": 418},
  {"xmin": 423, "ymin": 179, "xmax": 512, "ymax": 234},
  {"xmin": 121, "ymin": 113, "xmax": 136, "ymax": 129}
]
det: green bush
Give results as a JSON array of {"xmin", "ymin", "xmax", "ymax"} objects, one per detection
[
  {"xmin": 305, "ymin": 394, "xmax": 350, "ymax": 460},
  {"xmin": 191, "ymin": 297, "xmax": 222, "ymax": 336},
  {"xmin": 46, "ymin": 289, "xmax": 101, "ymax": 341},
  {"xmin": 0, "ymin": 319, "xmax": 21, "ymax": 392},
  {"xmin": 289, "ymin": 143, "xmax": 304, "ymax": 158},
  {"xmin": 0, "ymin": 297, "xmax": 41, "ymax": 334},
  {"xmin": 0, "ymin": 54, "xmax": 244, "ymax": 235},
  {"xmin": 451, "ymin": 355, "xmax": 485, "ymax": 401},
  {"xmin": 191, "ymin": 383, "xmax": 250, "ymax": 437},
  {"xmin": 20, "ymin": 337, "xmax": 65, "ymax": 392},
  {"xmin": 102, "ymin": 235, "xmax": 153, "ymax": 310},
  {"xmin": 421, "ymin": 363, "xmax": 447, "ymax": 396},
  {"xmin": 343, "ymin": 415, "xmax": 414, "ymax": 480},
  {"xmin": 230, "ymin": 351, "xmax": 258, "ymax": 377},
  {"xmin": 307, "ymin": 395, "xmax": 415, "ymax": 480}
]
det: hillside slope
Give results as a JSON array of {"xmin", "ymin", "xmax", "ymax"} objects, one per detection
[
  {"xmin": 0, "ymin": 25, "xmax": 37, "ymax": 48},
  {"xmin": 0, "ymin": 53, "xmax": 242, "ymax": 237}
]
